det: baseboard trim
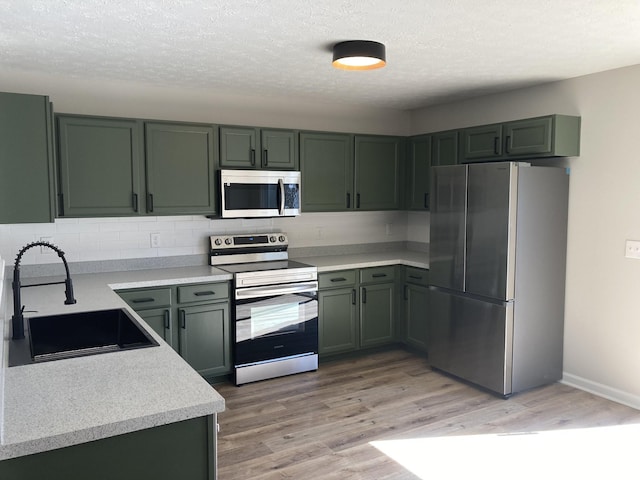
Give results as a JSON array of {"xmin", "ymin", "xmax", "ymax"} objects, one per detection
[{"xmin": 561, "ymin": 372, "xmax": 640, "ymax": 410}]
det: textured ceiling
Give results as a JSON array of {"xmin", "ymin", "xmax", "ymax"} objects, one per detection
[{"xmin": 2, "ymin": 0, "xmax": 640, "ymax": 110}]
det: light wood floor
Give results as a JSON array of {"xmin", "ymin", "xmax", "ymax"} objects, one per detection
[{"xmin": 213, "ymin": 349, "xmax": 640, "ymax": 480}]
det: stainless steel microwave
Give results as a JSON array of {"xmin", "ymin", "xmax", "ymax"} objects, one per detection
[{"xmin": 219, "ymin": 169, "xmax": 301, "ymax": 218}]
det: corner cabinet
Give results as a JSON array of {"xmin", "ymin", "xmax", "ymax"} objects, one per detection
[
  {"xmin": 118, "ymin": 281, "xmax": 231, "ymax": 379},
  {"xmin": 300, "ymin": 132, "xmax": 354, "ymax": 212},
  {"xmin": 219, "ymin": 126, "xmax": 298, "ymax": 170},
  {"xmin": 0, "ymin": 92, "xmax": 56, "ymax": 224},
  {"xmin": 56, "ymin": 115, "xmax": 218, "ymax": 217},
  {"xmin": 461, "ymin": 114, "xmax": 581, "ymax": 162}
]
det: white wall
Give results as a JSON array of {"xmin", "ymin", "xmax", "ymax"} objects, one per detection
[{"xmin": 411, "ymin": 64, "xmax": 640, "ymax": 408}]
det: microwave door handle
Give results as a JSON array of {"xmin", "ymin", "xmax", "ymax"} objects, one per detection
[{"xmin": 278, "ymin": 178, "xmax": 285, "ymax": 215}]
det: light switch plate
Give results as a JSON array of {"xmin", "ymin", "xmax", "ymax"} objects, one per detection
[{"xmin": 625, "ymin": 240, "xmax": 640, "ymax": 259}]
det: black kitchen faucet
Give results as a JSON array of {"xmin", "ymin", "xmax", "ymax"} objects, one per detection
[{"xmin": 11, "ymin": 241, "xmax": 76, "ymax": 340}]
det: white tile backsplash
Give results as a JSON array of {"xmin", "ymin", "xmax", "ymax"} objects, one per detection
[{"xmin": 0, "ymin": 211, "xmax": 429, "ymax": 267}]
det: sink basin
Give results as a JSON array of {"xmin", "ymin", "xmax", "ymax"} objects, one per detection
[{"xmin": 9, "ymin": 308, "xmax": 159, "ymax": 366}]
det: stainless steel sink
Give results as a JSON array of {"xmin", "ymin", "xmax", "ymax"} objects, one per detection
[{"xmin": 9, "ymin": 308, "xmax": 159, "ymax": 366}]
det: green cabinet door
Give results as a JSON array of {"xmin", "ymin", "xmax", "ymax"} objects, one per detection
[
  {"xmin": 219, "ymin": 126, "xmax": 259, "ymax": 168},
  {"xmin": 0, "ymin": 92, "xmax": 55, "ymax": 224},
  {"xmin": 300, "ymin": 132, "xmax": 354, "ymax": 211},
  {"xmin": 503, "ymin": 116, "xmax": 554, "ymax": 156},
  {"xmin": 405, "ymin": 284, "xmax": 429, "ymax": 352},
  {"xmin": 57, "ymin": 116, "xmax": 142, "ymax": 216},
  {"xmin": 137, "ymin": 307, "xmax": 175, "ymax": 351},
  {"xmin": 360, "ymin": 282, "xmax": 395, "ymax": 348},
  {"xmin": 179, "ymin": 302, "xmax": 231, "ymax": 378},
  {"xmin": 145, "ymin": 122, "xmax": 217, "ymax": 215},
  {"xmin": 407, "ymin": 135, "xmax": 431, "ymax": 210},
  {"xmin": 318, "ymin": 287, "xmax": 358, "ymax": 356},
  {"xmin": 260, "ymin": 129, "xmax": 298, "ymax": 170},
  {"xmin": 432, "ymin": 130, "xmax": 459, "ymax": 166},
  {"xmin": 461, "ymin": 123, "xmax": 503, "ymax": 162},
  {"xmin": 354, "ymin": 135, "xmax": 402, "ymax": 210}
]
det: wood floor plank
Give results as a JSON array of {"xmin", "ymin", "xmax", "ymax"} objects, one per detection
[{"xmin": 214, "ymin": 348, "xmax": 640, "ymax": 479}]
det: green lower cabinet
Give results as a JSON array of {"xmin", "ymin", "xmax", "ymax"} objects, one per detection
[
  {"xmin": 117, "ymin": 282, "xmax": 231, "ymax": 379},
  {"xmin": 0, "ymin": 415, "xmax": 217, "ymax": 480},
  {"xmin": 402, "ymin": 266, "xmax": 430, "ymax": 353},
  {"xmin": 318, "ymin": 286, "xmax": 358, "ymax": 355},
  {"xmin": 178, "ymin": 302, "xmax": 231, "ymax": 378},
  {"xmin": 360, "ymin": 282, "xmax": 395, "ymax": 348}
]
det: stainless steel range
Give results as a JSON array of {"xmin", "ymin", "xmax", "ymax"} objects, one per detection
[{"xmin": 209, "ymin": 233, "xmax": 318, "ymax": 385}]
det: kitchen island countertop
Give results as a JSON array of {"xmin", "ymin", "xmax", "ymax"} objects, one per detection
[{"xmin": 0, "ymin": 265, "xmax": 232, "ymax": 461}]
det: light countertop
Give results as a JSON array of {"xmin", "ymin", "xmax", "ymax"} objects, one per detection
[{"xmin": 0, "ymin": 251, "xmax": 427, "ymax": 461}]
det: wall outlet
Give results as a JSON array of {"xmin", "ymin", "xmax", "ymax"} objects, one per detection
[
  {"xmin": 150, "ymin": 233, "xmax": 160, "ymax": 248},
  {"xmin": 40, "ymin": 236, "xmax": 53, "ymax": 254},
  {"xmin": 625, "ymin": 240, "xmax": 640, "ymax": 259}
]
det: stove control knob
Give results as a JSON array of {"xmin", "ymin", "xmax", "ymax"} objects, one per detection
[
  {"xmin": 278, "ymin": 235, "xmax": 286, "ymax": 242},
  {"xmin": 225, "ymin": 238, "xmax": 232, "ymax": 245},
  {"xmin": 214, "ymin": 238, "xmax": 222, "ymax": 246},
  {"xmin": 269, "ymin": 236, "xmax": 277, "ymax": 243}
]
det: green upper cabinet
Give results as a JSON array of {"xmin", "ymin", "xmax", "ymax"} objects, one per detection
[
  {"xmin": 144, "ymin": 122, "xmax": 217, "ymax": 215},
  {"xmin": 56, "ymin": 115, "xmax": 218, "ymax": 217},
  {"xmin": 354, "ymin": 135, "xmax": 403, "ymax": 210},
  {"xmin": 219, "ymin": 125, "xmax": 298, "ymax": 170},
  {"xmin": 461, "ymin": 114, "xmax": 581, "ymax": 163},
  {"xmin": 406, "ymin": 135, "xmax": 431, "ymax": 210},
  {"xmin": 57, "ymin": 115, "xmax": 142, "ymax": 217},
  {"xmin": 300, "ymin": 132, "xmax": 354, "ymax": 211},
  {"xmin": 0, "ymin": 92, "xmax": 56, "ymax": 224},
  {"xmin": 431, "ymin": 130, "xmax": 459, "ymax": 166}
]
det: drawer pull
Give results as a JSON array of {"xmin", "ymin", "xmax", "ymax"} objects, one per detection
[
  {"xmin": 132, "ymin": 297, "xmax": 155, "ymax": 304},
  {"xmin": 372, "ymin": 273, "xmax": 387, "ymax": 278},
  {"xmin": 330, "ymin": 277, "xmax": 347, "ymax": 282},
  {"xmin": 194, "ymin": 290, "xmax": 216, "ymax": 296},
  {"xmin": 408, "ymin": 275, "xmax": 422, "ymax": 280}
]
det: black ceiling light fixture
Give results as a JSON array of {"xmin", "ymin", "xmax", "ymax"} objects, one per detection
[{"xmin": 332, "ymin": 40, "xmax": 386, "ymax": 70}]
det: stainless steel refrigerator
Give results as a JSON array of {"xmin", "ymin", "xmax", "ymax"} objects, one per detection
[{"xmin": 428, "ymin": 162, "xmax": 569, "ymax": 397}]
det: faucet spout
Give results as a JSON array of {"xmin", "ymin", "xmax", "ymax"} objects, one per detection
[{"xmin": 11, "ymin": 241, "xmax": 77, "ymax": 340}]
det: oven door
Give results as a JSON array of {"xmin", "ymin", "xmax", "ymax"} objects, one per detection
[
  {"xmin": 220, "ymin": 169, "xmax": 301, "ymax": 218},
  {"xmin": 234, "ymin": 282, "xmax": 318, "ymax": 366}
]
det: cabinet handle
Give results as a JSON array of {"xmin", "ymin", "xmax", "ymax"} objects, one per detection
[
  {"xmin": 372, "ymin": 273, "xmax": 387, "ymax": 278},
  {"xmin": 424, "ymin": 193, "xmax": 429, "ymax": 209},
  {"xmin": 164, "ymin": 310, "xmax": 170, "ymax": 330},
  {"xmin": 132, "ymin": 297, "xmax": 155, "ymax": 304},
  {"xmin": 132, "ymin": 193, "xmax": 139, "ymax": 212},
  {"xmin": 263, "ymin": 150, "xmax": 268, "ymax": 167},
  {"xmin": 330, "ymin": 277, "xmax": 347, "ymax": 283},
  {"xmin": 505, "ymin": 135, "xmax": 511, "ymax": 154},
  {"xmin": 250, "ymin": 149, "xmax": 256, "ymax": 166},
  {"xmin": 356, "ymin": 193, "xmax": 361, "ymax": 209},
  {"xmin": 194, "ymin": 290, "xmax": 215, "ymax": 297},
  {"xmin": 352, "ymin": 288, "xmax": 356, "ymax": 305},
  {"xmin": 180, "ymin": 310, "xmax": 186, "ymax": 329},
  {"xmin": 58, "ymin": 193, "xmax": 64, "ymax": 216},
  {"xmin": 362, "ymin": 287, "xmax": 367, "ymax": 304},
  {"xmin": 493, "ymin": 137, "xmax": 500, "ymax": 155},
  {"xmin": 346, "ymin": 192, "xmax": 351, "ymax": 209},
  {"xmin": 404, "ymin": 285, "xmax": 409, "ymax": 300},
  {"xmin": 147, "ymin": 193, "xmax": 154, "ymax": 212}
]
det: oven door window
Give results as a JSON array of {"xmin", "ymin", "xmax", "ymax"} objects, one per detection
[{"xmin": 234, "ymin": 292, "xmax": 318, "ymax": 365}]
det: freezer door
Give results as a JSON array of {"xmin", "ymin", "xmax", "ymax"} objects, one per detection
[
  {"xmin": 428, "ymin": 287, "xmax": 514, "ymax": 396},
  {"xmin": 465, "ymin": 162, "xmax": 518, "ymax": 301},
  {"xmin": 429, "ymin": 165, "xmax": 467, "ymax": 291}
]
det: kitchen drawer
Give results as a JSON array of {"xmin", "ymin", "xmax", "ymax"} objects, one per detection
[
  {"xmin": 360, "ymin": 266, "xmax": 396, "ymax": 284},
  {"xmin": 119, "ymin": 287, "xmax": 172, "ymax": 309},
  {"xmin": 404, "ymin": 267, "xmax": 429, "ymax": 286},
  {"xmin": 319, "ymin": 270, "xmax": 357, "ymax": 289},
  {"xmin": 178, "ymin": 282, "xmax": 229, "ymax": 304}
]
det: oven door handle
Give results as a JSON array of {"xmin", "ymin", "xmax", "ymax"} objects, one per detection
[
  {"xmin": 278, "ymin": 178, "xmax": 285, "ymax": 216},
  {"xmin": 235, "ymin": 281, "xmax": 318, "ymax": 300}
]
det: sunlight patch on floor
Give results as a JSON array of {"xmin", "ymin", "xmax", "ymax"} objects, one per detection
[{"xmin": 371, "ymin": 424, "xmax": 640, "ymax": 479}]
